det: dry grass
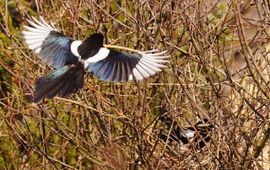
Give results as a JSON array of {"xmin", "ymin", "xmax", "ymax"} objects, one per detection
[{"xmin": 0, "ymin": 0, "xmax": 270, "ymax": 169}]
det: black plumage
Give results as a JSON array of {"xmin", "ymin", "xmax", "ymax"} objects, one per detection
[{"xmin": 78, "ymin": 33, "xmax": 104, "ymax": 59}]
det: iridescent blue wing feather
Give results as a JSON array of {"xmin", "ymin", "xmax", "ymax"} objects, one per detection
[
  {"xmin": 23, "ymin": 17, "xmax": 78, "ymax": 69},
  {"xmin": 86, "ymin": 49, "xmax": 169, "ymax": 82}
]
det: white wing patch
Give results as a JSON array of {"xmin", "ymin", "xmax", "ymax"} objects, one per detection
[
  {"xmin": 128, "ymin": 74, "xmax": 133, "ymax": 81},
  {"xmin": 23, "ymin": 16, "xmax": 57, "ymax": 53},
  {"xmin": 70, "ymin": 40, "xmax": 82, "ymax": 57},
  {"xmin": 131, "ymin": 50, "xmax": 170, "ymax": 80},
  {"xmin": 84, "ymin": 47, "xmax": 110, "ymax": 67}
]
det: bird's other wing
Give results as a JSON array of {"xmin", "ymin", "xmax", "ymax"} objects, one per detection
[
  {"xmin": 23, "ymin": 16, "xmax": 79, "ymax": 69},
  {"xmin": 85, "ymin": 49, "xmax": 169, "ymax": 82}
]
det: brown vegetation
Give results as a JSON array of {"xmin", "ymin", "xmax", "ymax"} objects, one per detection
[{"xmin": 0, "ymin": 0, "xmax": 269, "ymax": 169}]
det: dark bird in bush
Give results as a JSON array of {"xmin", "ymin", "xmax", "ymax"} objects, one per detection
[
  {"xmin": 159, "ymin": 116, "xmax": 215, "ymax": 148},
  {"xmin": 23, "ymin": 16, "xmax": 169, "ymax": 103}
]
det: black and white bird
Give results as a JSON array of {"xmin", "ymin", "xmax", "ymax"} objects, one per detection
[
  {"xmin": 22, "ymin": 16, "xmax": 169, "ymax": 102},
  {"xmin": 159, "ymin": 116, "xmax": 215, "ymax": 148}
]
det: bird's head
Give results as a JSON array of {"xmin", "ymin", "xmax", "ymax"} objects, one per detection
[
  {"xmin": 83, "ymin": 33, "xmax": 104, "ymax": 49},
  {"xmin": 78, "ymin": 33, "xmax": 105, "ymax": 59}
]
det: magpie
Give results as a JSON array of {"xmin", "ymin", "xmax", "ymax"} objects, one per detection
[
  {"xmin": 22, "ymin": 16, "xmax": 169, "ymax": 102},
  {"xmin": 159, "ymin": 116, "xmax": 215, "ymax": 148}
]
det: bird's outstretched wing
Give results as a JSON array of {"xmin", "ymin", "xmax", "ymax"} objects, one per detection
[
  {"xmin": 23, "ymin": 17, "xmax": 78, "ymax": 69},
  {"xmin": 85, "ymin": 49, "xmax": 169, "ymax": 82},
  {"xmin": 23, "ymin": 16, "xmax": 170, "ymax": 83}
]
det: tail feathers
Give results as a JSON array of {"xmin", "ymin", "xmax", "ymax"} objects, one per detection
[{"xmin": 33, "ymin": 64, "xmax": 84, "ymax": 103}]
